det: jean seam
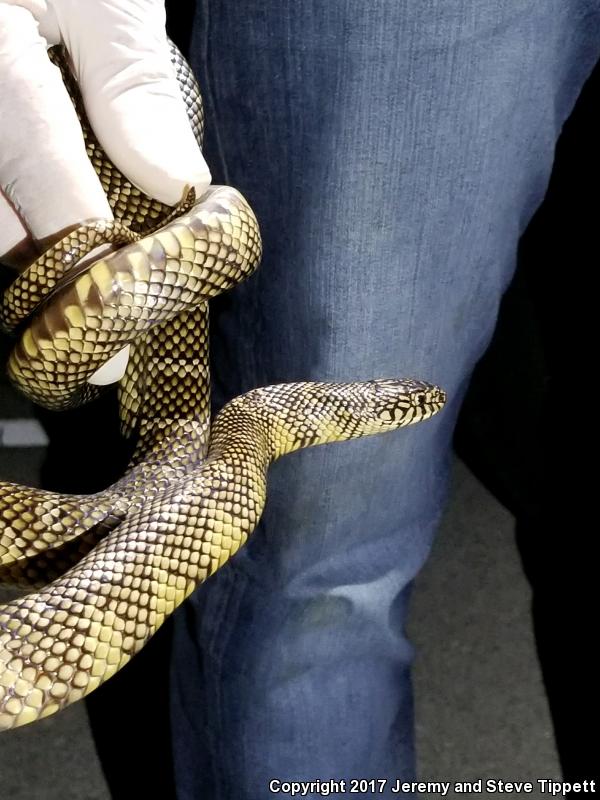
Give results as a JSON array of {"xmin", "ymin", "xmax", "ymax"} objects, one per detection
[{"xmin": 207, "ymin": 565, "xmax": 250, "ymax": 799}]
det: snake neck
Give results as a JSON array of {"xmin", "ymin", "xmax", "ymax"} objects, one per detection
[
  {"xmin": 207, "ymin": 384, "xmax": 356, "ymax": 464},
  {"xmin": 207, "ymin": 405, "xmax": 272, "ymax": 471}
]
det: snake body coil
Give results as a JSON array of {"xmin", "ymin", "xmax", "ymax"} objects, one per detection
[{"xmin": 0, "ymin": 45, "xmax": 446, "ymax": 730}]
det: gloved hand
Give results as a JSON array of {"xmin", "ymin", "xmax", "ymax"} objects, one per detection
[{"xmin": 0, "ymin": 0, "xmax": 211, "ymax": 265}]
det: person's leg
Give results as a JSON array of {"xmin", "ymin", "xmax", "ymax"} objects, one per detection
[
  {"xmin": 455, "ymin": 53, "xmax": 600, "ymax": 783},
  {"xmin": 170, "ymin": 1, "xmax": 600, "ymax": 797}
]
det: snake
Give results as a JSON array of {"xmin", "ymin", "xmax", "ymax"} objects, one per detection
[{"xmin": 0, "ymin": 42, "xmax": 446, "ymax": 731}]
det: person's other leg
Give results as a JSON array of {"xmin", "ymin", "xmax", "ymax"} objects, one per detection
[
  {"xmin": 170, "ymin": 2, "xmax": 600, "ymax": 797},
  {"xmin": 455, "ymin": 54, "xmax": 600, "ymax": 783}
]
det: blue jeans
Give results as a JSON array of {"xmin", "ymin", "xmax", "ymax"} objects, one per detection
[{"xmin": 170, "ymin": 2, "xmax": 600, "ymax": 797}]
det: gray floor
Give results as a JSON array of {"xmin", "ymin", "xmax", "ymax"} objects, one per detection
[
  {"xmin": 0, "ymin": 433, "xmax": 562, "ymax": 799},
  {"xmin": 409, "ymin": 461, "xmax": 559, "ymax": 798}
]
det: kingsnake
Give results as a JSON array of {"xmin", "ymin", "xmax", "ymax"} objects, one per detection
[{"xmin": 0, "ymin": 43, "xmax": 445, "ymax": 730}]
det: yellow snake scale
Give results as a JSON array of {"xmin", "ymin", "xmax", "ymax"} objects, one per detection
[{"xmin": 0, "ymin": 44, "xmax": 446, "ymax": 730}]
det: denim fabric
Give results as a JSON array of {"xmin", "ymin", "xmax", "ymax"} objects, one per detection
[{"xmin": 170, "ymin": 2, "xmax": 600, "ymax": 797}]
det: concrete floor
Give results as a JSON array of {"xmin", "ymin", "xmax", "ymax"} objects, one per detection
[{"xmin": 0, "ymin": 432, "xmax": 562, "ymax": 799}]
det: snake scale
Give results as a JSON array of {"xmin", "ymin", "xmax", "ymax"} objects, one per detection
[{"xmin": 0, "ymin": 43, "xmax": 446, "ymax": 730}]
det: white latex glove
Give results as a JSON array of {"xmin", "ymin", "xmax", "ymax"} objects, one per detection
[{"xmin": 0, "ymin": 0, "xmax": 211, "ymax": 262}]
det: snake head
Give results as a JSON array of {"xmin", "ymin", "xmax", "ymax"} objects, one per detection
[
  {"xmin": 358, "ymin": 378, "xmax": 446, "ymax": 433},
  {"xmin": 211, "ymin": 378, "xmax": 447, "ymax": 461}
]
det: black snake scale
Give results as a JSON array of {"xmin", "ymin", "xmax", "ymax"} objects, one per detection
[{"xmin": 0, "ymin": 44, "xmax": 446, "ymax": 730}]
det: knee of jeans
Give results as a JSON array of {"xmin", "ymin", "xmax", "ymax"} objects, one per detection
[{"xmin": 229, "ymin": 415, "xmax": 451, "ymax": 591}]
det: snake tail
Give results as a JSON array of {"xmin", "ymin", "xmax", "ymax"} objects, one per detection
[{"xmin": 0, "ymin": 487, "xmax": 122, "ymax": 569}]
